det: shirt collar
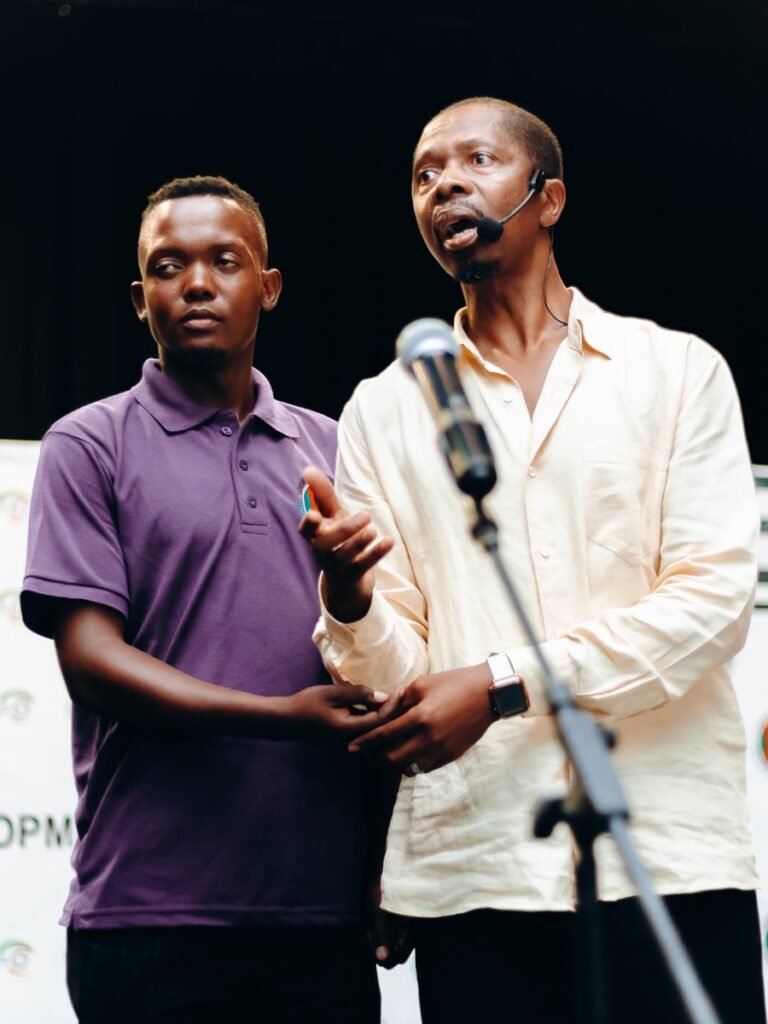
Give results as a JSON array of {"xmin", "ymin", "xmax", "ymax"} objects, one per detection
[
  {"xmin": 131, "ymin": 359, "xmax": 300, "ymax": 437},
  {"xmin": 453, "ymin": 285, "xmax": 615, "ymax": 366}
]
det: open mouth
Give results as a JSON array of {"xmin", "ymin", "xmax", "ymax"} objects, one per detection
[{"xmin": 436, "ymin": 212, "xmax": 480, "ymax": 252}]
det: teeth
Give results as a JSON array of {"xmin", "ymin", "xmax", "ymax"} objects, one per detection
[{"xmin": 446, "ymin": 219, "xmax": 474, "ymax": 239}]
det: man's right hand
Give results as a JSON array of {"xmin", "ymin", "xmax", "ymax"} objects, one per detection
[
  {"xmin": 299, "ymin": 466, "xmax": 393, "ymax": 623},
  {"xmin": 284, "ymin": 683, "xmax": 400, "ymax": 742}
]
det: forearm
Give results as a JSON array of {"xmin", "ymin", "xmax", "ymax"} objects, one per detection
[
  {"xmin": 53, "ymin": 602, "xmax": 386, "ymax": 740},
  {"xmin": 57, "ymin": 628, "xmax": 290, "ymax": 737},
  {"xmin": 315, "ymin": 585, "xmax": 430, "ymax": 694},
  {"xmin": 513, "ymin": 556, "xmax": 756, "ymax": 722}
]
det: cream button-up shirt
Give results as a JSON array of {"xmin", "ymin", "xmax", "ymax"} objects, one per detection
[{"xmin": 314, "ymin": 288, "xmax": 760, "ymax": 915}]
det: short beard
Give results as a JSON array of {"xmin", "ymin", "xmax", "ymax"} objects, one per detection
[
  {"xmin": 455, "ymin": 260, "xmax": 501, "ymax": 284},
  {"xmin": 166, "ymin": 347, "xmax": 229, "ymax": 373}
]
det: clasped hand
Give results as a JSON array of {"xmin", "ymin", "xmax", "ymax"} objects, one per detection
[{"xmin": 299, "ymin": 465, "xmax": 494, "ymax": 772}]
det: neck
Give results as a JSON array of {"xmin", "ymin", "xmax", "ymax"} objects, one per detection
[
  {"xmin": 461, "ymin": 237, "xmax": 571, "ymax": 358},
  {"xmin": 159, "ymin": 347, "xmax": 257, "ymax": 424}
]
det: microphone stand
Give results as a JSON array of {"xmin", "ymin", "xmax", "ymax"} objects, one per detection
[{"xmin": 470, "ymin": 498, "xmax": 720, "ymax": 1024}]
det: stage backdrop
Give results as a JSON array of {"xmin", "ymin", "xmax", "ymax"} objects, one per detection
[{"xmin": 1, "ymin": 438, "xmax": 766, "ymax": 1022}]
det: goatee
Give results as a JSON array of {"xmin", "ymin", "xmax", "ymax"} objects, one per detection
[{"xmin": 456, "ymin": 260, "xmax": 500, "ymax": 284}]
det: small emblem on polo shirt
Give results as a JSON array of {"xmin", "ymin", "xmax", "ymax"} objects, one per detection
[{"xmin": 297, "ymin": 480, "xmax": 318, "ymax": 518}]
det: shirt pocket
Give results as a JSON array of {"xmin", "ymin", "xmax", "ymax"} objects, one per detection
[{"xmin": 582, "ymin": 439, "xmax": 670, "ymax": 566}]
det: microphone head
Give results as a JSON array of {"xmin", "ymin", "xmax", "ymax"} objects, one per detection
[
  {"xmin": 396, "ymin": 318, "xmax": 459, "ymax": 368},
  {"xmin": 476, "ymin": 217, "xmax": 504, "ymax": 243}
]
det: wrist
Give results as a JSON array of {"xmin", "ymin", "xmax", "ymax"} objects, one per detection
[
  {"xmin": 486, "ymin": 653, "xmax": 530, "ymax": 719},
  {"xmin": 324, "ymin": 575, "xmax": 373, "ymax": 623},
  {"xmin": 246, "ymin": 693, "xmax": 300, "ymax": 739}
]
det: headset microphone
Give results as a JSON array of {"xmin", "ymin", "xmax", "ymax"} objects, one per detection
[{"xmin": 475, "ymin": 169, "xmax": 547, "ymax": 244}]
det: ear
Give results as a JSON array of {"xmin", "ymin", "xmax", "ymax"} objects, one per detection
[
  {"xmin": 130, "ymin": 281, "xmax": 148, "ymax": 321},
  {"xmin": 540, "ymin": 178, "xmax": 566, "ymax": 229},
  {"xmin": 260, "ymin": 267, "xmax": 283, "ymax": 312}
]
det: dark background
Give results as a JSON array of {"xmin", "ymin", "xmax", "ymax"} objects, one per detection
[{"xmin": 3, "ymin": 0, "xmax": 767, "ymax": 458}]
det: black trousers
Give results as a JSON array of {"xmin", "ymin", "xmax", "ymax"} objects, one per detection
[
  {"xmin": 67, "ymin": 925, "xmax": 380, "ymax": 1024},
  {"xmin": 413, "ymin": 889, "xmax": 767, "ymax": 1024}
]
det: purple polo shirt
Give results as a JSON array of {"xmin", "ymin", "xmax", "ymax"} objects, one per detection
[{"xmin": 22, "ymin": 359, "xmax": 367, "ymax": 929}]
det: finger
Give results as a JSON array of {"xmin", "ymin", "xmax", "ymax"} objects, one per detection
[
  {"xmin": 298, "ymin": 509, "xmax": 322, "ymax": 540},
  {"xmin": 329, "ymin": 522, "xmax": 379, "ymax": 559},
  {"xmin": 376, "ymin": 687, "xmax": 407, "ymax": 721},
  {"xmin": 328, "ymin": 537, "xmax": 392, "ymax": 582},
  {"xmin": 331, "ymin": 684, "xmax": 388, "ymax": 709},
  {"xmin": 302, "ymin": 465, "xmax": 341, "ymax": 518},
  {"xmin": 348, "ymin": 711, "xmax": 420, "ymax": 754},
  {"xmin": 308, "ymin": 512, "xmax": 375, "ymax": 557},
  {"xmin": 392, "ymin": 925, "xmax": 415, "ymax": 965},
  {"xmin": 327, "ymin": 535, "xmax": 394, "ymax": 580},
  {"xmin": 343, "ymin": 710, "xmax": 394, "ymax": 737},
  {"xmin": 371, "ymin": 914, "xmax": 413, "ymax": 968}
]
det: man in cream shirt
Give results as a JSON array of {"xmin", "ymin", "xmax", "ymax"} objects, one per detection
[{"xmin": 300, "ymin": 97, "xmax": 765, "ymax": 1023}]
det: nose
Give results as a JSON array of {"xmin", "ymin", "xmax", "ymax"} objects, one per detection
[
  {"xmin": 433, "ymin": 161, "xmax": 471, "ymax": 203},
  {"xmin": 183, "ymin": 261, "xmax": 216, "ymax": 300}
]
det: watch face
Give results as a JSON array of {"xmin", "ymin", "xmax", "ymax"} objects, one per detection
[{"xmin": 493, "ymin": 680, "xmax": 529, "ymax": 718}]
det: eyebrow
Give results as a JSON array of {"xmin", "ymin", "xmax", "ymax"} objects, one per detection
[
  {"xmin": 413, "ymin": 137, "xmax": 500, "ymax": 167},
  {"xmin": 147, "ymin": 239, "xmax": 248, "ymax": 256}
]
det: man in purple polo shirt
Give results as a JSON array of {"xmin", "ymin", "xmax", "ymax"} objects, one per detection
[{"xmin": 21, "ymin": 176, "xmax": 388, "ymax": 1023}]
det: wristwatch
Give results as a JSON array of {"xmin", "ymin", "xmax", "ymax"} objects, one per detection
[{"xmin": 486, "ymin": 652, "xmax": 530, "ymax": 718}]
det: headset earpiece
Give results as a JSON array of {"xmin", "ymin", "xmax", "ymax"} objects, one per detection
[{"xmin": 528, "ymin": 169, "xmax": 547, "ymax": 194}]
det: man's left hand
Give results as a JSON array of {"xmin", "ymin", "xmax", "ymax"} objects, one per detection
[{"xmin": 349, "ymin": 664, "xmax": 494, "ymax": 773}]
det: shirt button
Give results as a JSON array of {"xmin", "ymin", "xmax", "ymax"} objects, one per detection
[
  {"xmin": 539, "ymin": 545, "xmax": 553, "ymax": 558},
  {"xmin": 220, "ymin": 426, "xmax": 233, "ymax": 436},
  {"xmin": 248, "ymin": 497, "xmax": 258, "ymax": 508},
  {"xmin": 528, "ymin": 466, "xmax": 537, "ymax": 478},
  {"xmin": 239, "ymin": 460, "xmax": 248, "ymax": 471}
]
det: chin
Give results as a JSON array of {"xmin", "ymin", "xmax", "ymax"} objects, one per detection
[
  {"xmin": 164, "ymin": 346, "xmax": 229, "ymax": 372},
  {"xmin": 455, "ymin": 260, "xmax": 501, "ymax": 284}
]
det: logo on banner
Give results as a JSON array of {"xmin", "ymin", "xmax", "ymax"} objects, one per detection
[
  {"xmin": 0, "ymin": 940, "xmax": 33, "ymax": 976},
  {"xmin": 0, "ymin": 815, "xmax": 74, "ymax": 849},
  {"xmin": 0, "ymin": 490, "xmax": 29, "ymax": 525},
  {"xmin": 0, "ymin": 690, "xmax": 34, "ymax": 724},
  {"xmin": 758, "ymin": 721, "xmax": 768, "ymax": 767},
  {"xmin": 0, "ymin": 589, "xmax": 22, "ymax": 626}
]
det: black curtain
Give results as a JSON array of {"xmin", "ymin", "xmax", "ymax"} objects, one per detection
[{"xmin": 4, "ymin": 0, "xmax": 767, "ymax": 458}]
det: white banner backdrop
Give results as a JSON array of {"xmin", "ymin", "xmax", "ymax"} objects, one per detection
[
  {"xmin": 2, "ymin": 439, "xmax": 766, "ymax": 1022},
  {"xmin": 0, "ymin": 440, "xmax": 77, "ymax": 1024}
]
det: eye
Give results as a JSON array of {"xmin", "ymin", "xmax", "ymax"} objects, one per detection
[
  {"xmin": 472, "ymin": 152, "xmax": 493, "ymax": 166},
  {"xmin": 152, "ymin": 259, "xmax": 182, "ymax": 277},
  {"xmin": 216, "ymin": 254, "xmax": 240, "ymax": 268},
  {"xmin": 416, "ymin": 168, "xmax": 438, "ymax": 185}
]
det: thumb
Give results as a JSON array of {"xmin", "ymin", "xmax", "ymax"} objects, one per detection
[{"xmin": 302, "ymin": 465, "xmax": 341, "ymax": 518}]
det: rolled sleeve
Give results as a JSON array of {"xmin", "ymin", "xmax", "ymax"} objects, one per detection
[{"xmin": 314, "ymin": 385, "xmax": 430, "ymax": 692}]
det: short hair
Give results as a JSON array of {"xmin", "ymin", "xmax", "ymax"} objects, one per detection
[
  {"xmin": 427, "ymin": 97, "xmax": 564, "ymax": 180},
  {"xmin": 140, "ymin": 175, "xmax": 268, "ymax": 260}
]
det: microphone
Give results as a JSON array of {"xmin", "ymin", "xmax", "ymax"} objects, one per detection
[
  {"xmin": 476, "ymin": 169, "xmax": 547, "ymax": 244},
  {"xmin": 397, "ymin": 318, "xmax": 497, "ymax": 499}
]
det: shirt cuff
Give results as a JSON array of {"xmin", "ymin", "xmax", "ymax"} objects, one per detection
[
  {"xmin": 313, "ymin": 576, "xmax": 395, "ymax": 670},
  {"xmin": 513, "ymin": 640, "xmax": 574, "ymax": 718}
]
